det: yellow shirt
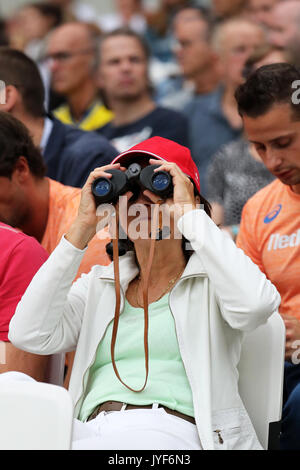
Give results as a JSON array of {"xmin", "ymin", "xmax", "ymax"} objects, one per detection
[{"xmin": 53, "ymin": 99, "xmax": 113, "ymax": 131}]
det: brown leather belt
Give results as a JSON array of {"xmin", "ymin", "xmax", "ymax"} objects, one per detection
[{"xmin": 87, "ymin": 400, "xmax": 196, "ymax": 425}]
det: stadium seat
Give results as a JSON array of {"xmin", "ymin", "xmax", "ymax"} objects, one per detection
[
  {"xmin": 0, "ymin": 380, "xmax": 73, "ymax": 450},
  {"xmin": 238, "ymin": 311, "xmax": 285, "ymax": 450},
  {"xmin": 0, "ymin": 312, "xmax": 285, "ymax": 450}
]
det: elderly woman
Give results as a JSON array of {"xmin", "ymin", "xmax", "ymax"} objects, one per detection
[{"xmin": 8, "ymin": 137, "xmax": 280, "ymax": 450}]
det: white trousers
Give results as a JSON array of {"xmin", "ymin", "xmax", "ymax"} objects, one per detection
[{"xmin": 0, "ymin": 372, "xmax": 202, "ymax": 450}]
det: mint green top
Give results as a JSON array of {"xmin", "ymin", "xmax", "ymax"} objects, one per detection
[{"xmin": 79, "ymin": 294, "xmax": 194, "ymax": 422}]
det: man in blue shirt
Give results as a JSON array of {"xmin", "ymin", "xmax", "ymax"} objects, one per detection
[
  {"xmin": 0, "ymin": 47, "xmax": 117, "ymax": 188},
  {"xmin": 96, "ymin": 28, "xmax": 189, "ymax": 153}
]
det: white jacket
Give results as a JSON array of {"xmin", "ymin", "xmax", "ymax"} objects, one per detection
[{"xmin": 9, "ymin": 210, "xmax": 280, "ymax": 450}]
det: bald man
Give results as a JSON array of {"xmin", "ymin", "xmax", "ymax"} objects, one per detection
[{"xmin": 46, "ymin": 22, "xmax": 113, "ymax": 130}]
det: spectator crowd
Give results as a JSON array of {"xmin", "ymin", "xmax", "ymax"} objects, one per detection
[{"xmin": 0, "ymin": 0, "xmax": 300, "ymax": 451}]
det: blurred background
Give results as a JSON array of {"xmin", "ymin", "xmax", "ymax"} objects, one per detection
[
  {"xmin": 0, "ymin": 0, "xmax": 210, "ymax": 18},
  {"xmin": 0, "ymin": 0, "xmax": 296, "ymax": 229}
]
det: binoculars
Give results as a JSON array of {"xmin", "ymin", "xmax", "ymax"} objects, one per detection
[{"xmin": 92, "ymin": 163, "xmax": 173, "ymax": 205}]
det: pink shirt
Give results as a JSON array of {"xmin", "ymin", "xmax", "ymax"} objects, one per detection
[{"xmin": 0, "ymin": 222, "xmax": 48, "ymax": 342}]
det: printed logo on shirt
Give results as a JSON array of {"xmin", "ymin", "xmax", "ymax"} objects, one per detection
[
  {"xmin": 111, "ymin": 127, "xmax": 153, "ymax": 153},
  {"xmin": 267, "ymin": 230, "xmax": 300, "ymax": 251},
  {"xmin": 264, "ymin": 204, "xmax": 282, "ymax": 224}
]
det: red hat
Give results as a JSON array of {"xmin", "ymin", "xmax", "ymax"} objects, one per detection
[{"xmin": 111, "ymin": 137, "xmax": 200, "ymax": 194}]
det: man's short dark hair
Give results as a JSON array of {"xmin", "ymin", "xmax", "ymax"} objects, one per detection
[
  {"xmin": 0, "ymin": 112, "xmax": 46, "ymax": 178},
  {"xmin": 235, "ymin": 63, "xmax": 300, "ymax": 121},
  {"xmin": 0, "ymin": 47, "xmax": 45, "ymax": 118}
]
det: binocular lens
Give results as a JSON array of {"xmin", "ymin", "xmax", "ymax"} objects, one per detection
[
  {"xmin": 152, "ymin": 172, "xmax": 170, "ymax": 191},
  {"xmin": 93, "ymin": 179, "xmax": 111, "ymax": 197}
]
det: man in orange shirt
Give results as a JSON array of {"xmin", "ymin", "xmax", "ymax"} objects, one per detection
[
  {"xmin": 0, "ymin": 112, "xmax": 111, "ymax": 384},
  {"xmin": 0, "ymin": 112, "xmax": 110, "ymax": 276},
  {"xmin": 235, "ymin": 63, "xmax": 300, "ymax": 450}
]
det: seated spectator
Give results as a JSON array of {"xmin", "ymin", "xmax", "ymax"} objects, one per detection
[
  {"xmin": 0, "ymin": 111, "xmax": 110, "ymax": 277},
  {"xmin": 0, "ymin": 223, "xmax": 49, "ymax": 380},
  {"xmin": 0, "ymin": 111, "xmax": 112, "ymax": 386},
  {"xmin": 7, "ymin": 2, "xmax": 62, "ymax": 60},
  {"xmin": 157, "ymin": 7, "xmax": 221, "ymax": 109},
  {"xmin": 7, "ymin": 137, "xmax": 280, "ymax": 450},
  {"xmin": 235, "ymin": 63, "xmax": 300, "ymax": 450},
  {"xmin": 96, "ymin": 28, "xmax": 189, "ymax": 153},
  {"xmin": 7, "ymin": 2, "xmax": 63, "ymax": 109},
  {"xmin": 98, "ymin": 0, "xmax": 147, "ymax": 35},
  {"xmin": 46, "ymin": 22, "xmax": 113, "ymax": 130},
  {"xmin": 246, "ymin": 0, "xmax": 279, "ymax": 27},
  {"xmin": 0, "ymin": 47, "xmax": 118, "ymax": 188},
  {"xmin": 206, "ymin": 139, "xmax": 275, "ymax": 238},
  {"xmin": 144, "ymin": 0, "xmax": 194, "ymax": 64},
  {"xmin": 183, "ymin": 18, "xmax": 266, "ymax": 195},
  {"xmin": 206, "ymin": 44, "xmax": 288, "ymax": 237}
]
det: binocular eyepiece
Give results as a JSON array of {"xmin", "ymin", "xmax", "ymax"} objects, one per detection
[{"xmin": 92, "ymin": 163, "xmax": 173, "ymax": 205}]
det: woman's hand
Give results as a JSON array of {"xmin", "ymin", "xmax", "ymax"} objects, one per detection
[
  {"xmin": 147, "ymin": 159, "xmax": 198, "ymax": 219},
  {"xmin": 65, "ymin": 163, "xmax": 124, "ymax": 249}
]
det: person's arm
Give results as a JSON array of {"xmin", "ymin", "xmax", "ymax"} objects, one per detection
[
  {"xmin": 8, "ymin": 235, "xmax": 89, "ymax": 355},
  {"xmin": 0, "ymin": 236, "xmax": 50, "ymax": 378},
  {"xmin": 177, "ymin": 209, "xmax": 281, "ymax": 332},
  {"xmin": 9, "ymin": 163, "xmax": 124, "ymax": 355},
  {"xmin": 0, "ymin": 342, "xmax": 49, "ymax": 381}
]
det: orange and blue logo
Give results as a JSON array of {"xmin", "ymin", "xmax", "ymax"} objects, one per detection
[{"xmin": 264, "ymin": 204, "xmax": 282, "ymax": 224}]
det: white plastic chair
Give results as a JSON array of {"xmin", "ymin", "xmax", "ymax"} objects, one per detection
[
  {"xmin": 0, "ymin": 381, "xmax": 73, "ymax": 450},
  {"xmin": 238, "ymin": 311, "xmax": 286, "ymax": 450}
]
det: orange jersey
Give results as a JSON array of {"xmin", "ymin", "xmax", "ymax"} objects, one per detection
[
  {"xmin": 237, "ymin": 179, "xmax": 300, "ymax": 319},
  {"xmin": 41, "ymin": 178, "xmax": 110, "ymax": 278}
]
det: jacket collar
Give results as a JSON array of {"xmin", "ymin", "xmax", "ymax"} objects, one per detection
[{"xmin": 98, "ymin": 249, "xmax": 207, "ymax": 287}]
